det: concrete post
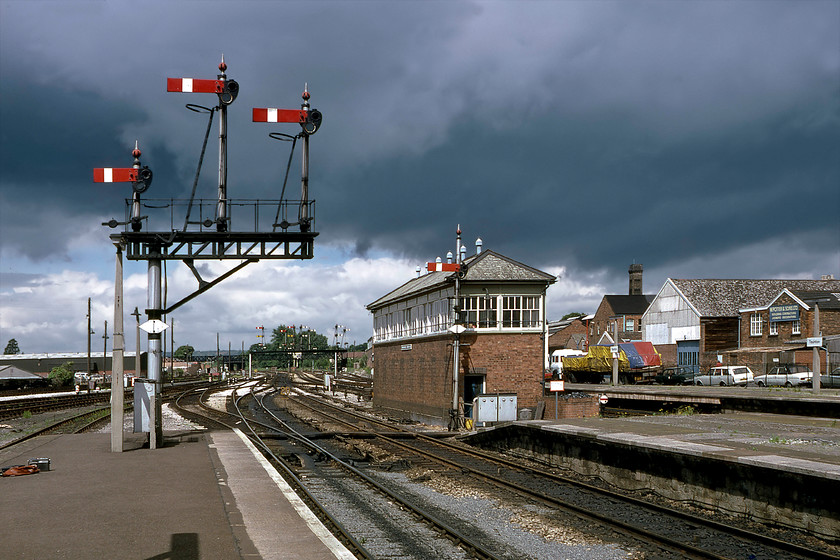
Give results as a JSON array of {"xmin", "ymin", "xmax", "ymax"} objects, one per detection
[{"xmin": 110, "ymin": 245, "xmax": 125, "ymax": 452}]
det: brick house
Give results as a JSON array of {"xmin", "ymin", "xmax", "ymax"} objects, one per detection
[
  {"xmin": 590, "ymin": 295, "xmax": 655, "ymax": 344},
  {"xmin": 547, "ymin": 315, "xmax": 589, "ymax": 353},
  {"xmin": 366, "ymin": 245, "xmax": 555, "ymax": 426},
  {"xmin": 732, "ymin": 289, "xmax": 840, "ymax": 373},
  {"xmin": 588, "ymin": 264, "xmax": 654, "ymax": 345},
  {"xmin": 642, "ymin": 278, "xmax": 840, "ymax": 373}
]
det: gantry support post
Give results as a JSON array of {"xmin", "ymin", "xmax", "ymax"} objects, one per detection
[{"xmin": 146, "ymin": 256, "xmax": 163, "ymax": 448}]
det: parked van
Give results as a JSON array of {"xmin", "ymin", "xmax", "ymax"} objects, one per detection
[
  {"xmin": 693, "ymin": 365, "xmax": 754, "ymax": 386},
  {"xmin": 548, "ymin": 349, "xmax": 586, "ymax": 376}
]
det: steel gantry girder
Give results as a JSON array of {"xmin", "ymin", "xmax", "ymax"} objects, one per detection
[{"xmin": 111, "ymin": 230, "xmax": 317, "ymax": 261}]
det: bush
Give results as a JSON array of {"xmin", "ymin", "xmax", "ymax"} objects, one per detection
[{"xmin": 48, "ymin": 362, "xmax": 75, "ymax": 388}]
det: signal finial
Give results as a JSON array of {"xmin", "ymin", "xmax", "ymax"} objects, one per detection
[
  {"xmin": 132, "ymin": 140, "xmax": 141, "ymax": 159},
  {"xmin": 302, "ymin": 83, "xmax": 310, "ymax": 101},
  {"xmin": 219, "ymin": 54, "xmax": 227, "ymax": 73}
]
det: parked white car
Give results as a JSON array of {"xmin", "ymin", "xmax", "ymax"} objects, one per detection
[
  {"xmin": 692, "ymin": 366, "xmax": 754, "ymax": 386},
  {"xmin": 754, "ymin": 364, "xmax": 813, "ymax": 387},
  {"xmin": 820, "ymin": 367, "xmax": 840, "ymax": 388}
]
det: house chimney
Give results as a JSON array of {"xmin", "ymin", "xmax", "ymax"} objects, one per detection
[
  {"xmin": 629, "ymin": 263, "xmax": 643, "ymax": 295},
  {"xmin": 476, "ymin": 237, "xmax": 483, "ymax": 254}
]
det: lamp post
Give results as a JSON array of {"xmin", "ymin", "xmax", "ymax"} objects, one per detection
[{"xmin": 131, "ymin": 307, "xmax": 141, "ymax": 378}]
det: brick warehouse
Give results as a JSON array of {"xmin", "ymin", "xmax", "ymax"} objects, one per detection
[{"xmin": 366, "ymin": 240, "xmax": 556, "ymax": 426}]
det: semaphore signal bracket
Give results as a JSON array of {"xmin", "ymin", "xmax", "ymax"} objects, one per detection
[
  {"xmin": 96, "ymin": 57, "xmax": 326, "ymax": 450},
  {"xmin": 101, "ymin": 57, "xmax": 319, "ymax": 265}
]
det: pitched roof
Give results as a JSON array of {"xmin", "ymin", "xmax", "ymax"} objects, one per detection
[
  {"xmin": 670, "ymin": 279, "xmax": 840, "ymax": 317},
  {"xmin": 0, "ymin": 365, "xmax": 41, "ymax": 380},
  {"xmin": 460, "ymin": 250, "xmax": 556, "ymax": 283},
  {"xmin": 604, "ymin": 294, "xmax": 655, "ymax": 315},
  {"xmin": 791, "ymin": 290, "xmax": 840, "ymax": 311},
  {"xmin": 367, "ymin": 249, "xmax": 555, "ymax": 310}
]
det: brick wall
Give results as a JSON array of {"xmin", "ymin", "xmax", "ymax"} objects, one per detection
[
  {"xmin": 656, "ymin": 343, "xmax": 678, "ymax": 368},
  {"xmin": 372, "ymin": 336, "xmax": 452, "ymax": 421},
  {"xmin": 548, "ymin": 319, "xmax": 587, "ymax": 351},
  {"xmin": 461, "ymin": 332, "xmax": 544, "ymax": 408},
  {"xmin": 538, "ymin": 392, "xmax": 600, "ymax": 419},
  {"xmin": 739, "ymin": 295, "xmax": 840, "ymax": 349},
  {"xmin": 372, "ymin": 331, "xmax": 545, "ymax": 424}
]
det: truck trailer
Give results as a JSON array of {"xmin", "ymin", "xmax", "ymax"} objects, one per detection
[{"xmin": 561, "ymin": 342, "xmax": 662, "ymax": 384}]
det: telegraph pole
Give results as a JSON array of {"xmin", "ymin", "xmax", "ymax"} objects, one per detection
[
  {"xmin": 87, "ymin": 298, "xmax": 92, "ymax": 381},
  {"xmin": 813, "ymin": 304, "xmax": 821, "ymax": 393}
]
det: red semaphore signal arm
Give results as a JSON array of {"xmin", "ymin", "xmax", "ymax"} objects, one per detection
[
  {"xmin": 252, "ymin": 108, "xmax": 307, "ymax": 124},
  {"xmin": 167, "ymin": 78, "xmax": 225, "ymax": 94},
  {"xmin": 94, "ymin": 168, "xmax": 139, "ymax": 183}
]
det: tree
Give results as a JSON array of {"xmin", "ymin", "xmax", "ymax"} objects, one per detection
[
  {"xmin": 4, "ymin": 338, "xmax": 20, "ymax": 355},
  {"xmin": 48, "ymin": 362, "xmax": 75, "ymax": 388},
  {"xmin": 174, "ymin": 345, "xmax": 195, "ymax": 361},
  {"xmin": 561, "ymin": 312, "xmax": 586, "ymax": 320}
]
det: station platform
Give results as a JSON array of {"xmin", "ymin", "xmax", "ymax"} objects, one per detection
[
  {"xmin": 565, "ymin": 382, "xmax": 840, "ymax": 417},
  {"xmin": 467, "ymin": 411, "xmax": 840, "ymax": 539},
  {"xmin": 0, "ymin": 430, "xmax": 355, "ymax": 560}
]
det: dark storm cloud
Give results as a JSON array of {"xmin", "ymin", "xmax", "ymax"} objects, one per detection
[{"xmin": 1, "ymin": 0, "xmax": 838, "ymax": 277}]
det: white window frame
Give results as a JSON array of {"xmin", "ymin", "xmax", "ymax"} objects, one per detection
[
  {"xmin": 501, "ymin": 295, "xmax": 541, "ymax": 328},
  {"xmin": 750, "ymin": 313, "xmax": 762, "ymax": 336},
  {"xmin": 460, "ymin": 295, "xmax": 498, "ymax": 328},
  {"xmin": 791, "ymin": 320, "xmax": 801, "ymax": 335},
  {"xmin": 769, "ymin": 321, "xmax": 778, "ymax": 336}
]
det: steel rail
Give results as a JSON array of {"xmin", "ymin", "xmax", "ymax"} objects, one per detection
[
  {"xmin": 0, "ymin": 406, "xmax": 113, "ymax": 451},
  {"xmin": 171, "ymin": 381, "xmax": 372, "ymax": 560},
  {"xmin": 253, "ymin": 387, "xmax": 501, "ymax": 560},
  {"xmin": 290, "ymin": 391, "xmax": 835, "ymax": 560}
]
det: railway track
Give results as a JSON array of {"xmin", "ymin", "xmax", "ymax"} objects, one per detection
[
  {"xmin": 0, "ymin": 406, "xmax": 113, "ymax": 451},
  {"xmin": 281, "ymin": 386, "xmax": 839, "ymax": 560},
  {"xmin": 1, "ymin": 381, "xmax": 214, "ymax": 451},
  {"xmin": 0, "ymin": 392, "xmax": 115, "ymax": 420},
  {"xmin": 173, "ymin": 379, "xmax": 505, "ymax": 559}
]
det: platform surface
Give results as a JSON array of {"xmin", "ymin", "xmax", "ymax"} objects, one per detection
[
  {"xmin": 523, "ymin": 411, "xmax": 840, "ymax": 479},
  {"xmin": 0, "ymin": 430, "xmax": 352, "ymax": 560}
]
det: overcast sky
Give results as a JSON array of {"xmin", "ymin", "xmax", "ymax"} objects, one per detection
[{"xmin": 1, "ymin": 0, "xmax": 838, "ymax": 355}]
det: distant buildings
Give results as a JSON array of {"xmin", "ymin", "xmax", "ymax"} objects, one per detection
[{"xmin": 642, "ymin": 278, "xmax": 840, "ymax": 373}]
